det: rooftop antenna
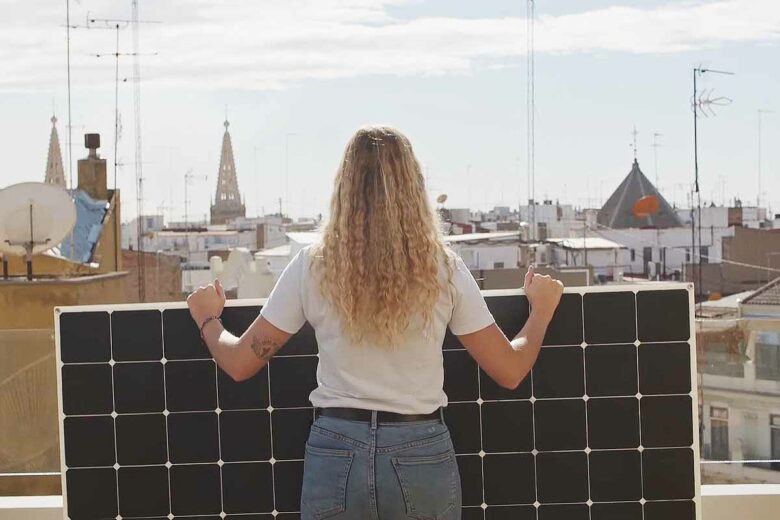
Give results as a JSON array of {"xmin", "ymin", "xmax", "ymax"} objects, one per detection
[
  {"xmin": 65, "ymin": 1, "xmax": 74, "ymax": 191},
  {"xmin": 630, "ymin": 126, "xmax": 639, "ymax": 160},
  {"xmin": 70, "ymin": 13, "xmax": 159, "ymax": 191},
  {"xmin": 0, "ymin": 183, "xmax": 76, "ymax": 281},
  {"xmin": 254, "ymin": 146, "xmax": 261, "ymax": 217},
  {"xmin": 284, "ymin": 133, "xmax": 297, "ymax": 218},
  {"xmin": 652, "ymin": 132, "xmax": 663, "ymax": 189},
  {"xmin": 183, "ymin": 169, "xmax": 208, "ymax": 290},
  {"xmin": 691, "ymin": 66, "xmax": 734, "ymax": 309},
  {"xmin": 526, "ymin": 0, "xmax": 536, "ymax": 240},
  {"xmin": 132, "ymin": 0, "xmax": 151, "ymax": 302},
  {"xmin": 757, "ymin": 109, "xmax": 772, "ymax": 208},
  {"xmin": 184, "ymin": 169, "xmax": 209, "ymax": 232}
]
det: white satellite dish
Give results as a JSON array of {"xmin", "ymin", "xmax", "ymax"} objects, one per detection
[{"xmin": 0, "ymin": 182, "xmax": 76, "ymax": 280}]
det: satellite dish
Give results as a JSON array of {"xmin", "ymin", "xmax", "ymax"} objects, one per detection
[
  {"xmin": 436, "ymin": 193, "xmax": 448, "ymax": 204},
  {"xmin": 632, "ymin": 195, "xmax": 660, "ymax": 218},
  {"xmin": 0, "ymin": 182, "xmax": 76, "ymax": 280}
]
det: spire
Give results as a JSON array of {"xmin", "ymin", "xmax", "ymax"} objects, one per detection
[
  {"xmin": 210, "ymin": 119, "xmax": 246, "ymax": 224},
  {"xmin": 44, "ymin": 115, "xmax": 66, "ymax": 187}
]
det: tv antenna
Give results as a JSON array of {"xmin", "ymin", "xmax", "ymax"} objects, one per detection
[
  {"xmin": 652, "ymin": 132, "xmax": 663, "ymax": 188},
  {"xmin": 183, "ymin": 169, "xmax": 208, "ymax": 291},
  {"xmin": 692, "ymin": 88, "xmax": 733, "ymax": 118},
  {"xmin": 184, "ymin": 169, "xmax": 209, "ymax": 232},
  {"xmin": 66, "ymin": 13, "xmax": 160, "ymax": 191},
  {"xmin": 66, "ymin": 6, "xmax": 161, "ymax": 301},
  {"xmin": 526, "ymin": 0, "xmax": 536, "ymax": 240},
  {"xmin": 0, "ymin": 183, "xmax": 77, "ymax": 281},
  {"xmin": 630, "ymin": 126, "xmax": 639, "ymax": 159},
  {"xmin": 757, "ymin": 109, "xmax": 772, "ymax": 208},
  {"xmin": 691, "ymin": 66, "xmax": 734, "ymax": 308}
]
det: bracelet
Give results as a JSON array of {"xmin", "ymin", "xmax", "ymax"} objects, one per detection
[{"xmin": 199, "ymin": 315, "xmax": 223, "ymax": 341}]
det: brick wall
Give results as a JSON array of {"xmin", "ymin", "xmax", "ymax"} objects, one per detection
[{"xmin": 121, "ymin": 250, "xmax": 183, "ymax": 303}]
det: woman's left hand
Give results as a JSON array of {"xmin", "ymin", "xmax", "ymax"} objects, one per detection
[{"xmin": 187, "ymin": 279, "xmax": 226, "ymax": 328}]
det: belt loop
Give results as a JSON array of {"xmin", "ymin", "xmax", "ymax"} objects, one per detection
[
  {"xmin": 439, "ymin": 407, "xmax": 445, "ymax": 424},
  {"xmin": 370, "ymin": 410, "xmax": 378, "ymax": 430}
]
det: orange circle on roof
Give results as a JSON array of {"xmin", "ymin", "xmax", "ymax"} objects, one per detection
[{"xmin": 632, "ymin": 195, "xmax": 660, "ymax": 217}]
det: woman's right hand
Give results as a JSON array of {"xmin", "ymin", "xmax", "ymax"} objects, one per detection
[{"xmin": 523, "ymin": 265, "xmax": 564, "ymax": 322}]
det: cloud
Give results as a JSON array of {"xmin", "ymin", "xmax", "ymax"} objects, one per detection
[{"xmin": 0, "ymin": 0, "xmax": 778, "ymax": 91}]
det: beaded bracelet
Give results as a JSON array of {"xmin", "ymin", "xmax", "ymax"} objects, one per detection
[{"xmin": 199, "ymin": 315, "xmax": 223, "ymax": 341}]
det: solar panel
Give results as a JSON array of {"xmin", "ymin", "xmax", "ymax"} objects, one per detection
[{"xmin": 55, "ymin": 284, "xmax": 700, "ymax": 520}]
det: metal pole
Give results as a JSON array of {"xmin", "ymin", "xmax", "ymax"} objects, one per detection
[
  {"xmin": 692, "ymin": 69, "xmax": 699, "ymax": 305},
  {"xmin": 65, "ymin": 0, "xmax": 73, "ymax": 191},
  {"xmin": 27, "ymin": 203, "xmax": 34, "ymax": 281},
  {"xmin": 113, "ymin": 24, "xmax": 120, "ymax": 191}
]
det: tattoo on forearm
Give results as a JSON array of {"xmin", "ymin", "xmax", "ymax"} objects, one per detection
[{"xmin": 251, "ymin": 335, "xmax": 282, "ymax": 362}]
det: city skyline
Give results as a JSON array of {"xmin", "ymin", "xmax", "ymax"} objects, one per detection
[{"xmin": 1, "ymin": 0, "xmax": 778, "ymax": 223}]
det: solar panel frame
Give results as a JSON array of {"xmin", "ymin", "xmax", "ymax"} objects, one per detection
[{"xmin": 55, "ymin": 283, "xmax": 701, "ymax": 520}]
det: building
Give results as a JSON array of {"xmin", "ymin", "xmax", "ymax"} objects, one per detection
[
  {"xmin": 209, "ymin": 120, "xmax": 245, "ymax": 225},
  {"xmin": 693, "ymin": 226, "xmax": 780, "ymax": 296},
  {"xmin": 543, "ymin": 237, "xmax": 629, "ymax": 281},
  {"xmin": 520, "ymin": 201, "xmax": 576, "ymax": 239},
  {"xmin": 588, "ymin": 158, "xmax": 742, "ymax": 281},
  {"xmin": 444, "ymin": 231, "xmax": 523, "ymax": 270},
  {"xmin": 698, "ymin": 277, "xmax": 780, "ymax": 484}
]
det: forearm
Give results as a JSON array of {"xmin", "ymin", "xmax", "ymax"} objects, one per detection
[
  {"xmin": 199, "ymin": 316, "xmax": 289, "ymax": 381},
  {"xmin": 200, "ymin": 320, "xmax": 252, "ymax": 377},
  {"xmin": 507, "ymin": 311, "xmax": 552, "ymax": 383}
]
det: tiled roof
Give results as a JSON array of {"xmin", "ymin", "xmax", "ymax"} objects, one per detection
[{"xmin": 742, "ymin": 277, "xmax": 780, "ymax": 306}]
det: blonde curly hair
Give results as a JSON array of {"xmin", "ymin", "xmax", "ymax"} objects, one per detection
[{"xmin": 312, "ymin": 126, "xmax": 449, "ymax": 346}]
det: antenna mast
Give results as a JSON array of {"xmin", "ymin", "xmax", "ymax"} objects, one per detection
[
  {"xmin": 652, "ymin": 132, "xmax": 663, "ymax": 188},
  {"xmin": 757, "ymin": 109, "xmax": 771, "ymax": 208},
  {"xmin": 526, "ymin": 0, "xmax": 535, "ymax": 240},
  {"xmin": 131, "ymin": 0, "xmax": 146, "ymax": 301},
  {"xmin": 65, "ymin": 1, "xmax": 74, "ymax": 191},
  {"xmin": 691, "ymin": 66, "xmax": 734, "ymax": 308}
]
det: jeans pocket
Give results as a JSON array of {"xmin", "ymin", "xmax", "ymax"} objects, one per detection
[
  {"xmin": 392, "ymin": 450, "xmax": 459, "ymax": 520},
  {"xmin": 301, "ymin": 444, "xmax": 355, "ymax": 519}
]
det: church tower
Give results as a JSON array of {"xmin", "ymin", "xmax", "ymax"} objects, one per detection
[
  {"xmin": 44, "ymin": 115, "xmax": 66, "ymax": 188},
  {"xmin": 210, "ymin": 119, "xmax": 246, "ymax": 224}
]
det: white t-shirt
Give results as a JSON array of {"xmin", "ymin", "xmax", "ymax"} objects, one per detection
[{"xmin": 260, "ymin": 245, "xmax": 495, "ymax": 414}]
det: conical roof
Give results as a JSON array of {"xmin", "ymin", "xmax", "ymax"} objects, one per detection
[
  {"xmin": 597, "ymin": 159, "xmax": 681, "ymax": 229},
  {"xmin": 44, "ymin": 115, "xmax": 66, "ymax": 187}
]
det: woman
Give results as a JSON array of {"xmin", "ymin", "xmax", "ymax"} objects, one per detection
[{"xmin": 187, "ymin": 125, "xmax": 563, "ymax": 519}]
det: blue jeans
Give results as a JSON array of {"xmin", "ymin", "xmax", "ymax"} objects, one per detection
[{"xmin": 301, "ymin": 410, "xmax": 462, "ymax": 520}]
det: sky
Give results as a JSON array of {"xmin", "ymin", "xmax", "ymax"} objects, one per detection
[{"xmin": 0, "ymin": 0, "xmax": 778, "ymax": 224}]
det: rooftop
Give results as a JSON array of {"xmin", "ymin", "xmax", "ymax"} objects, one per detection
[
  {"xmin": 742, "ymin": 277, "xmax": 780, "ymax": 306},
  {"xmin": 545, "ymin": 237, "xmax": 627, "ymax": 250}
]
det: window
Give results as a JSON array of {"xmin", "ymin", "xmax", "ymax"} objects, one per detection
[
  {"xmin": 493, "ymin": 262, "xmax": 505, "ymax": 269},
  {"xmin": 755, "ymin": 331, "xmax": 780, "ymax": 381},
  {"xmin": 771, "ymin": 415, "xmax": 780, "ymax": 471},
  {"xmin": 710, "ymin": 407, "xmax": 730, "ymax": 461},
  {"xmin": 685, "ymin": 248, "xmax": 691, "ymax": 263},
  {"xmin": 630, "ymin": 249, "xmax": 636, "ymax": 262}
]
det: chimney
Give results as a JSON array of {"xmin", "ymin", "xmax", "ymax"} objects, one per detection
[{"xmin": 77, "ymin": 133, "xmax": 108, "ymax": 200}]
